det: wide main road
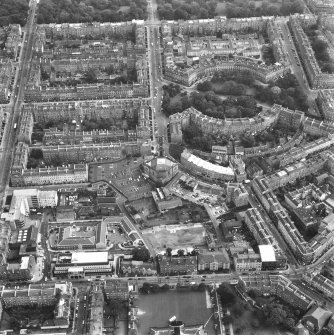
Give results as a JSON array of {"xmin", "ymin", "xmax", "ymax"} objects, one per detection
[
  {"xmin": 146, "ymin": 0, "xmax": 169, "ymax": 152},
  {"xmin": 0, "ymin": 0, "xmax": 38, "ymax": 204},
  {"xmin": 66, "ymin": 271, "xmax": 303, "ymax": 289}
]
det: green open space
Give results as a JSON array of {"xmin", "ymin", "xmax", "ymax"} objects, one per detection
[
  {"xmin": 157, "ymin": 0, "xmax": 302, "ymax": 21},
  {"xmin": 37, "ymin": 0, "xmax": 147, "ymax": 24},
  {"xmin": 135, "ymin": 290, "xmax": 215, "ymax": 334}
]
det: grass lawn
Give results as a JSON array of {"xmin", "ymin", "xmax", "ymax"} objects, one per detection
[
  {"xmin": 170, "ymin": 94, "xmax": 182, "ymax": 106},
  {"xmin": 118, "ymin": 6, "xmax": 129, "ymax": 13},
  {"xmin": 136, "ymin": 290, "xmax": 215, "ymax": 334},
  {"xmin": 142, "ymin": 223, "xmax": 206, "ymax": 252}
]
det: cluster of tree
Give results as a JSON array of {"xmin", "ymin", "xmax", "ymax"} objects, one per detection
[
  {"xmin": 161, "ymin": 84, "xmax": 190, "ymax": 117},
  {"xmin": 199, "ymin": 80, "xmax": 247, "ymax": 96},
  {"xmin": 248, "ymin": 289, "xmax": 262, "ymax": 299},
  {"xmin": 30, "ymin": 149, "xmax": 43, "ymax": 160},
  {"xmin": 37, "ymin": 0, "xmax": 147, "ymax": 24},
  {"xmin": 164, "ymin": 72, "xmax": 310, "ymax": 122},
  {"xmin": 211, "ymin": 71, "xmax": 255, "ymax": 86},
  {"xmin": 0, "ymin": 269, "xmax": 32, "ymax": 282},
  {"xmin": 104, "ymin": 64, "xmax": 117, "ymax": 76},
  {"xmin": 31, "ymin": 131, "xmax": 44, "ymax": 143},
  {"xmin": 0, "ymin": 0, "xmax": 29, "ymax": 26},
  {"xmin": 319, "ymin": 329, "xmax": 334, "ymax": 335},
  {"xmin": 240, "ymin": 127, "xmax": 291, "ymax": 148},
  {"xmin": 182, "ymin": 122, "xmax": 215, "ymax": 152},
  {"xmin": 201, "ymin": 71, "xmax": 308, "ymax": 112},
  {"xmin": 199, "ymin": 72, "xmax": 257, "ymax": 96},
  {"xmin": 105, "ymin": 300, "xmax": 124, "ymax": 316},
  {"xmin": 217, "ymin": 283, "xmax": 237, "ymax": 306},
  {"xmin": 157, "ymin": 0, "xmax": 217, "ymax": 20},
  {"xmin": 162, "ymin": 83, "xmax": 182, "ymax": 98},
  {"xmin": 81, "ymin": 117, "xmax": 117, "ymax": 130},
  {"xmin": 262, "ymin": 45, "xmax": 276, "ymax": 65},
  {"xmin": 259, "ymin": 301, "xmax": 296, "ymax": 330},
  {"xmin": 83, "ymin": 68, "xmax": 98, "ymax": 84},
  {"xmin": 27, "ymin": 148, "xmax": 44, "ymax": 169},
  {"xmin": 140, "ymin": 282, "xmax": 170, "ymax": 294},
  {"xmin": 63, "ymin": 66, "xmax": 136, "ymax": 86},
  {"xmin": 47, "ymin": 156, "xmax": 64, "ymax": 167},
  {"xmin": 224, "ymin": 0, "xmax": 303, "ymax": 19},
  {"xmin": 191, "ymin": 91, "xmax": 260, "ymax": 119},
  {"xmin": 156, "ymin": 0, "xmax": 303, "ymax": 20},
  {"xmin": 163, "ymin": 87, "xmax": 261, "ymax": 120},
  {"xmin": 304, "ymin": 24, "xmax": 334, "ymax": 74},
  {"xmin": 255, "ymin": 73, "xmax": 309, "ymax": 112},
  {"xmin": 132, "ymin": 247, "xmax": 150, "ymax": 262}
]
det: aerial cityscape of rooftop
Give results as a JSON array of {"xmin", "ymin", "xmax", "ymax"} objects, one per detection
[{"xmin": 0, "ymin": 0, "xmax": 334, "ymax": 334}]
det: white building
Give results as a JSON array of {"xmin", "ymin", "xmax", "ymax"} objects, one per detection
[
  {"xmin": 37, "ymin": 190, "xmax": 58, "ymax": 208},
  {"xmin": 1, "ymin": 189, "xmax": 58, "ymax": 223}
]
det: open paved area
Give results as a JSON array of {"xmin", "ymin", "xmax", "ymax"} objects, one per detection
[{"xmin": 135, "ymin": 290, "xmax": 215, "ymax": 334}]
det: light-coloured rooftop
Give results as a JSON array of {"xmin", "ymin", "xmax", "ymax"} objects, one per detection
[
  {"xmin": 259, "ymin": 244, "xmax": 276, "ymax": 262},
  {"xmin": 71, "ymin": 251, "xmax": 108, "ymax": 264}
]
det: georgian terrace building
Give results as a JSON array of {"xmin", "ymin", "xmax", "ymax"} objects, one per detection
[
  {"xmin": 169, "ymin": 106, "xmax": 278, "ymax": 143},
  {"xmin": 164, "ymin": 55, "xmax": 288, "ymax": 87}
]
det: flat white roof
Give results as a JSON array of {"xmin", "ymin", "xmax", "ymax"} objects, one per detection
[
  {"xmin": 259, "ymin": 244, "xmax": 276, "ymax": 262},
  {"xmin": 71, "ymin": 251, "xmax": 108, "ymax": 264},
  {"xmin": 68, "ymin": 266, "xmax": 84, "ymax": 272},
  {"xmin": 20, "ymin": 256, "xmax": 30, "ymax": 270},
  {"xmin": 13, "ymin": 189, "xmax": 38, "ymax": 197},
  {"xmin": 182, "ymin": 151, "xmax": 234, "ymax": 176}
]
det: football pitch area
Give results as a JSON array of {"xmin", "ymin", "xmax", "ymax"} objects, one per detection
[
  {"xmin": 136, "ymin": 290, "xmax": 215, "ymax": 334},
  {"xmin": 142, "ymin": 224, "xmax": 206, "ymax": 252}
]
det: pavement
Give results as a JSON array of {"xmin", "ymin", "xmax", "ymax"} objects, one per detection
[{"xmin": 30, "ymin": 256, "xmax": 44, "ymax": 282}]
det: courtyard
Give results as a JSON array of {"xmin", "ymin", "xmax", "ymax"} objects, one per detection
[{"xmin": 0, "ymin": 305, "xmax": 57, "ymax": 331}]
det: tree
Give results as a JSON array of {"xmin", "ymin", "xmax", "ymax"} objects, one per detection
[
  {"xmin": 174, "ymin": 8, "xmax": 188, "ymax": 20},
  {"xmin": 177, "ymin": 249, "xmax": 185, "ymax": 257},
  {"xmin": 217, "ymin": 283, "xmax": 236, "ymax": 306},
  {"xmin": 230, "ymin": 301, "xmax": 244, "ymax": 317},
  {"xmin": 222, "ymin": 314, "xmax": 234, "ymax": 324},
  {"xmin": 30, "ymin": 148, "xmax": 43, "ymax": 160},
  {"xmin": 181, "ymin": 95, "xmax": 191, "ymax": 110},
  {"xmin": 169, "ymin": 100, "xmax": 183, "ymax": 114},
  {"xmin": 197, "ymin": 283, "xmax": 206, "ymax": 291},
  {"xmin": 283, "ymin": 317, "xmax": 296, "ymax": 330},
  {"xmin": 248, "ymin": 289, "xmax": 261, "ymax": 299},
  {"xmin": 262, "ymin": 302, "xmax": 287, "ymax": 326},
  {"xmin": 84, "ymin": 68, "xmax": 98, "ymax": 83},
  {"xmin": 132, "ymin": 247, "xmax": 150, "ymax": 262},
  {"xmin": 197, "ymin": 81, "xmax": 213, "ymax": 92},
  {"xmin": 166, "ymin": 247, "xmax": 172, "ymax": 257},
  {"xmin": 106, "ymin": 300, "xmax": 122, "ymax": 316}
]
